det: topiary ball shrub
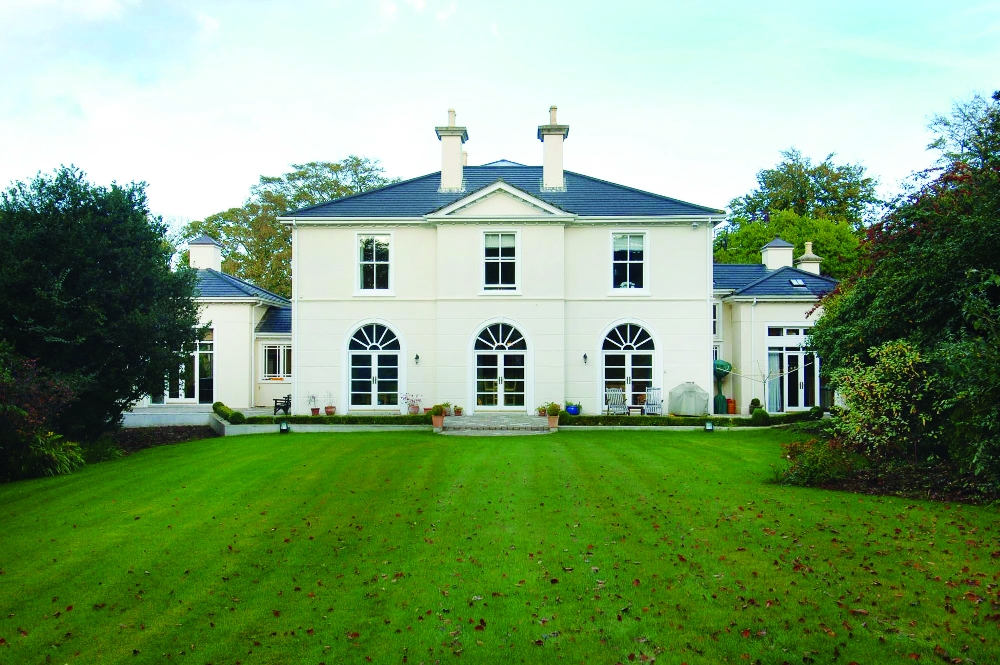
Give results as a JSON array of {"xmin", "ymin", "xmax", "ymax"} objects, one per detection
[
  {"xmin": 808, "ymin": 405, "xmax": 825, "ymax": 420},
  {"xmin": 228, "ymin": 411, "xmax": 246, "ymax": 424},
  {"xmin": 750, "ymin": 408, "xmax": 770, "ymax": 426}
]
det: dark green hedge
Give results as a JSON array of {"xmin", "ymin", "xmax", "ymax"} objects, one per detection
[
  {"xmin": 212, "ymin": 402, "xmax": 246, "ymax": 424},
  {"xmin": 244, "ymin": 414, "xmax": 432, "ymax": 425},
  {"xmin": 558, "ymin": 410, "xmax": 816, "ymax": 427}
]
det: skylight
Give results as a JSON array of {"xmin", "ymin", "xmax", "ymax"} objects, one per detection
[{"xmin": 789, "ymin": 278, "xmax": 806, "ymax": 287}]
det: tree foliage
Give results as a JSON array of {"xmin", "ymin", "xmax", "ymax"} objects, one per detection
[
  {"xmin": 0, "ymin": 166, "xmax": 201, "ymax": 439},
  {"xmin": 728, "ymin": 148, "xmax": 880, "ymax": 230},
  {"xmin": 811, "ymin": 90, "xmax": 1000, "ymax": 479},
  {"xmin": 715, "ymin": 149, "xmax": 879, "ymax": 279},
  {"xmin": 714, "ymin": 210, "xmax": 861, "ymax": 280},
  {"xmin": 182, "ymin": 157, "xmax": 398, "ymax": 296}
]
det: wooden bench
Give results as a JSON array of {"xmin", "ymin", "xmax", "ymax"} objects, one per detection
[{"xmin": 273, "ymin": 394, "xmax": 292, "ymax": 415}]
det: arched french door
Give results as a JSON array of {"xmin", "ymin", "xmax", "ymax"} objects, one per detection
[
  {"xmin": 603, "ymin": 323, "xmax": 655, "ymax": 407},
  {"xmin": 348, "ymin": 323, "xmax": 400, "ymax": 409},
  {"xmin": 474, "ymin": 323, "xmax": 527, "ymax": 410}
]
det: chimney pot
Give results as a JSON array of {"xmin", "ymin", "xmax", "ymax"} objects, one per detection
[
  {"xmin": 435, "ymin": 108, "xmax": 468, "ymax": 192},
  {"xmin": 538, "ymin": 105, "xmax": 569, "ymax": 190}
]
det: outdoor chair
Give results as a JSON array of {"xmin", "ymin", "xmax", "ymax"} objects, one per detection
[
  {"xmin": 273, "ymin": 394, "xmax": 292, "ymax": 416},
  {"xmin": 605, "ymin": 388, "xmax": 627, "ymax": 415},
  {"xmin": 644, "ymin": 387, "xmax": 663, "ymax": 415}
]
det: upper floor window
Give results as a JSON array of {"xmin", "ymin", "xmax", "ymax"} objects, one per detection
[
  {"xmin": 612, "ymin": 233, "xmax": 645, "ymax": 290},
  {"xmin": 484, "ymin": 232, "xmax": 517, "ymax": 291},
  {"xmin": 359, "ymin": 234, "xmax": 391, "ymax": 291},
  {"xmin": 712, "ymin": 302, "xmax": 721, "ymax": 338}
]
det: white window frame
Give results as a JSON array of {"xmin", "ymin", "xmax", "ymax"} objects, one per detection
[
  {"xmin": 712, "ymin": 301, "xmax": 723, "ymax": 340},
  {"xmin": 355, "ymin": 232, "xmax": 394, "ymax": 296},
  {"xmin": 480, "ymin": 229, "xmax": 521, "ymax": 295},
  {"xmin": 608, "ymin": 230, "xmax": 650, "ymax": 296},
  {"xmin": 262, "ymin": 344, "xmax": 292, "ymax": 379}
]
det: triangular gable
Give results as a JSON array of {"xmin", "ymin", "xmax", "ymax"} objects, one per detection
[{"xmin": 428, "ymin": 181, "xmax": 572, "ymax": 218}]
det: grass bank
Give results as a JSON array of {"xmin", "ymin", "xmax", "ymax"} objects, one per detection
[{"xmin": 1, "ymin": 429, "xmax": 997, "ymax": 664}]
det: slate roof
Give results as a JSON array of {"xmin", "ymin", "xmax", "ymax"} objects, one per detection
[
  {"xmin": 189, "ymin": 234, "xmax": 222, "ymax": 246},
  {"xmin": 762, "ymin": 238, "xmax": 794, "ymax": 248},
  {"xmin": 195, "ymin": 269, "xmax": 290, "ymax": 307},
  {"xmin": 256, "ymin": 306, "xmax": 291, "ymax": 334},
  {"xmin": 714, "ymin": 264, "xmax": 837, "ymax": 298},
  {"xmin": 281, "ymin": 164, "xmax": 724, "ymax": 218}
]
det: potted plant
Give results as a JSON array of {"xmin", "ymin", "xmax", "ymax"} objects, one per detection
[
  {"xmin": 307, "ymin": 394, "xmax": 319, "ymax": 416},
  {"xmin": 565, "ymin": 402, "xmax": 581, "ymax": 416},
  {"xmin": 453, "ymin": 405, "xmax": 463, "ymax": 416},
  {"xmin": 546, "ymin": 402, "xmax": 561, "ymax": 429},
  {"xmin": 441, "ymin": 401, "xmax": 453, "ymax": 416},
  {"xmin": 430, "ymin": 404, "xmax": 445, "ymax": 428},
  {"xmin": 324, "ymin": 392, "xmax": 336, "ymax": 416},
  {"xmin": 402, "ymin": 393, "xmax": 422, "ymax": 415},
  {"xmin": 536, "ymin": 404, "xmax": 548, "ymax": 417}
]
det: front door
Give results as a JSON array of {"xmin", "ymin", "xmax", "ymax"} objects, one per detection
[
  {"xmin": 476, "ymin": 352, "xmax": 525, "ymax": 409},
  {"xmin": 602, "ymin": 323, "xmax": 656, "ymax": 408},
  {"xmin": 162, "ymin": 330, "xmax": 214, "ymax": 404},
  {"xmin": 603, "ymin": 352, "xmax": 653, "ymax": 406},
  {"xmin": 767, "ymin": 347, "xmax": 820, "ymax": 412},
  {"xmin": 474, "ymin": 323, "xmax": 528, "ymax": 411},
  {"xmin": 350, "ymin": 352, "xmax": 399, "ymax": 408}
]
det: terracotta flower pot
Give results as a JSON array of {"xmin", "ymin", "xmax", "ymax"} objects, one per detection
[
  {"xmin": 408, "ymin": 404, "xmax": 420, "ymax": 415},
  {"xmin": 324, "ymin": 406, "xmax": 336, "ymax": 416},
  {"xmin": 310, "ymin": 407, "xmax": 320, "ymax": 416},
  {"xmin": 453, "ymin": 408, "xmax": 463, "ymax": 416},
  {"xmin": 548, "ymin": 415, "xmax": 559, "ymax": 429},
  {"xmin": 432, "ymin": 414, "xmax": 444, "ymax": 428}
]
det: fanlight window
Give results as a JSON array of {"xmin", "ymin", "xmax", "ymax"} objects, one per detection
[
  {"xmin": 475, "ymin": 323, "xmax": 526, "ymax": 350},
  {"xmin": 349, "ymin": 324, "xmax": 400, "ymax": 350},
  {"xmin": 602, "ymin": 323, "xmax": 654, "ymax": 351}
]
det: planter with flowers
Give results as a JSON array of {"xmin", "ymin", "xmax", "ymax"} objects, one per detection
[
  {"xmin": 324, "ymin": 392, "xmax": 336, "ymax": 416},
  {"xmin": 402, "ymin": 393, "xmax": 422, "ymax": 415},
  {"xmin": 546, "ymin": 402, "xmax": 561, "ymax": 429},
  {"xmin": 307, "ymin": 394, "xmax": 319, "ymax": 416},
  {"xmin": 430, "ymin": 404, "xmax": 445, "ymax": 428}
]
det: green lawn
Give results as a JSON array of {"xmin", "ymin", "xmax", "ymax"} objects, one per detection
[{"xmin": 1, "ymin": 430, "xmax": 997, "ymax": 664}]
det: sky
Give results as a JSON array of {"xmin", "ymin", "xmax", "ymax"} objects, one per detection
[{"xmin": 1, "ymin": 0, "xmax": 997, "ymax": 228}]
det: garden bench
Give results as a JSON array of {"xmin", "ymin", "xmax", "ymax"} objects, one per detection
[{"xmin": 273, "ymin": 394, "xmax": 292, "ymax": 415}]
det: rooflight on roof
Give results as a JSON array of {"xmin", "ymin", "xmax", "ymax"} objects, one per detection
[{"xmin": 790, "ymin": 278, "xmax": 806, "ymax": 287}]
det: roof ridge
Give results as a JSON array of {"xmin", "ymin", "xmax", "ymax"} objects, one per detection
[
  {"xmin": 205, "ymin": 269, "xmax": 290, "ymax": 304},
  {"xmin": 564, "ymin": 170, "xmax": 725, "ymax": 215},
  {"xmin": 731, "ymin": 265, "xmax": 837, "ymax": 296},
  {"xmin": 279, "ymin": 171, "xmax": 442, "ymax": 217}
]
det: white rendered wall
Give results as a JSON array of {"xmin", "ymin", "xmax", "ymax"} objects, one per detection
[
  {"xmin": 725, "ymin": 300, "xmax": 824, "ymax": 413},
  {"xmin": 198, "ymin": 302, "xmax": 255, "ymax": 408},
  {"xmin": 290, "ymin": 219, "xmax": 715, "ymax": 416}
]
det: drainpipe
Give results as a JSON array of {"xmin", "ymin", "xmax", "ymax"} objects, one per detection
[
  {"xmin": 751, "ymin": 297, "xmax": 758, "ymax": 406},
  {"xmin": 291, "ymin": 221, "xmax": 298, "ymax": 415}
]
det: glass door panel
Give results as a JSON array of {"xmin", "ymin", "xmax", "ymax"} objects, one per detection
[
  {"xmin": 376, "ymin": 354, "xmax": 399, "ymax": 406},
  {"xmin": 350, "ymin": 354, "xmax": 373, "ymax": 406},
  {"xmin": 198, "ymin": 351, "xmax": 214, "ymax": 404},
  {"xmin": 803, "ymin": 353, "xmax": 817, "ymax": 408},
  {"xmin": 630, "ymin": 354, "xmax": 653, "ymax": 405},
  {"xmin": 604, "ymin": 353, "xmax": 626, "ymax": 393},
  {"xmin": 503, "ymin": 354, "xmax": 525, "ymax": 407},
  {"xmin": 786, "ymin": 353, "xmax": 801, "ymax": 408},
  {"xmin": 476, "ymin": 354, "xmax": 499, "ymax": 407}
]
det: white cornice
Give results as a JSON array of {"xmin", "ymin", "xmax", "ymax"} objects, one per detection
[
  {"xmin": 430, "ymin": 181, "xmax": 569, "ymax": 217},
  {"xmin": 724, "ymin": 295, "xmax": 821, "ymax": 303}
]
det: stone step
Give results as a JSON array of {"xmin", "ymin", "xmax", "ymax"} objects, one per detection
[{"xmin": 440, "ymin": 413, "xmax": 551, "ymax": 434}]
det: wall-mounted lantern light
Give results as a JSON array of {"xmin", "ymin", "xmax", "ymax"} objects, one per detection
[
  {"xmin": 583, "ymin": 353, "xmax": 588, "ymax": 364},
  {"xmin": 414, "ymin": 354, "xmax": 420, "ymax": 365}
]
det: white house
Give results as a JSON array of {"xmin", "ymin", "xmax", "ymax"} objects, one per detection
[
  {"xmin": 271, "ymin": 108, "xmax": 837, "ymax": 416},
  {"xmin": 140, "ymin": 235, "xmax": 293, "ymax": 410}
]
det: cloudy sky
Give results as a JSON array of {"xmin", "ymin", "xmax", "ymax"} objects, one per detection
[{"xmin": 1, "ymin": 0, "xmax": 997, "ymax": 226}]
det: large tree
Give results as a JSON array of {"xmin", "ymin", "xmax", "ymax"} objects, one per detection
[
  {"xmin": 182, "ymin": 157, "xmax": 398, "ymax": 296},
  {"xmin": 714, "ymin": 149, "xmax": 879, "ymax": 278},
  {"xmin": 811, "ymin": 90, "xmax": 1000, "ymax": 477},
  {"xmin": 0, "ymin": 166, "xmax": 201, "ymax": 439}
]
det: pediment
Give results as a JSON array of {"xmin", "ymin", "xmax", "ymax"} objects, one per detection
[{"xmin": 430, "ymin": 181, "xmax": 569, "ymax": 218}]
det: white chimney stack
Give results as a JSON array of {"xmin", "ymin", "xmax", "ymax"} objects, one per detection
[
  {"xmin": 189, "ymin": 235, "xmax": 223, "ymax": 272},
  {"xmin": 538, "ymin": 105, "xmax": 569, "ymax": 190},
  {"xmin": 795, "ymin": 241, "xmax": 823, "ymax": 275},
  {"xmin": 760, "ymin": 237, "xmax": 794, "ymax": 270},
  {"xmin": 435, "ymin": 108, "xmax": 468, "ymax": 192}
]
